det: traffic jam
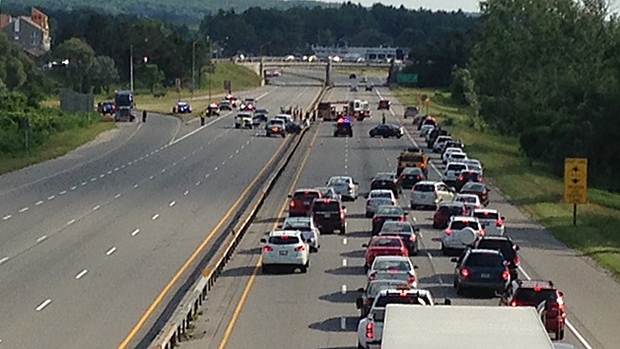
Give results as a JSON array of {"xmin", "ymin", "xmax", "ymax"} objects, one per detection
[{"xmin": 258, "ymin": 102, "xmax": 569, "ymax": 349}]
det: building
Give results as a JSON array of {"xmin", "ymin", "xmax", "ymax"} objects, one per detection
[
  {"xmin": 1, "ymin": 8, "xmax": 51, "ymax": 57},
  {"xmin": 311, "ymin": 45, "xmax": 409, "ymax": 62}
]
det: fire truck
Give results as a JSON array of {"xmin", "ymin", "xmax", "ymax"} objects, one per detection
[{"xmin": 318, "ymin": 100, "xmax": 371, "ymax": 121}]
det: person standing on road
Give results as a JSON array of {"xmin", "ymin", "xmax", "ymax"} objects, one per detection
[{"xmin": 382, "ymin": 113, "xmax": 386, "ymax": 124}]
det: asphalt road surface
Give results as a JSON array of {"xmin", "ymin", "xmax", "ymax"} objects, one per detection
[
  {"xmin": 0, "ymin": 79, "xmax": 321, "ymax": 348},
  {"xmin": 181, "ymin": 77, "xmax": 619, "ymax": 349}
]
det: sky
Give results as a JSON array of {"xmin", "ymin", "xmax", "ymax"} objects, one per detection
[{"xmin": 320, "ymin": 0, "xmax": 481, "ymax": 12}]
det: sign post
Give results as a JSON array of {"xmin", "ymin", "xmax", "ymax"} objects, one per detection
[{"xmin": 563, "ymin": 158, "xmax": 588, "ymax": 226}]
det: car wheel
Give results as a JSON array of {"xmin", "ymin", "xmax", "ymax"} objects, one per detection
[
  {"xmin": 365, "ymin": 212, "xmax": 372, "ymax": 218},
  {"xmin": 340, "ymin": 226, "xmax": 346, "ymax": 235},
  {"xmin": 358, "ymin": 342, "xmax": 365, "ymax": 349},
  {"xmin": 441, "ymin": 243, "xmax": 449, "ymax": 255},
  {"xmin": 281, "ymin": 133, "xmax": 286, "ymax": 138},
  {"xmin": 410, "ymin": 247, "xmax": 418, "ymax": 256},
  {"xmin": 410, "ymin": 204, "xmax": 416, "ymax": 210},
  {"xmin": 556, "ymin": 328, "xmax": 565, "ymax": 340},
  {"xmin": 432, "ymin": 222, "xmax": 439, "ymax": 229},
  {"xmin": 310, "ymin": 246, "xmax": 318, "ymax": 253},
  {"xmin": 456, "ymin": 283, "xmax": 466, "ymax": 296}
]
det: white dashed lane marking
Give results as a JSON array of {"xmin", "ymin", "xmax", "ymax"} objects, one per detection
[
  {"xmin": 93, "ymin": 205, "xmax": 100, "ymax": 211},
  {"xmin": 133, "ymin": 184, "xmax": 139, "ymax": 188},
  {"xmin": 149, "ymin": 176, "xmax": 154, "ymax": 180},
  {"xmin": 36, "ymin": 235, "xmax": 47, "ymax": 243},
  {"xmin": 99, "ymin": 174, "xmax": 105, "ymax": 178},
  {"xmin": 70, "ymin": 186, "xmax": 77, "ymax": 190},
  {"xmin": 196, "ymin": 181, "xmax": 201, "ymax": 186},
  {"xmin": 184, "ymin": 190, "xmax": 190, "ymax": 196},
  {"xmin": 48, "ymin": 195, "xmax": 55, "ymax": 200},
  {"xmin": 81, "ymin": 182, "xmax": 87, "ymax": 186},
  {"xmin": 0, "ymin": 257, "xmax": 9, "ymax": 265},
  {"xmin": 18, "ymin": 207, "xmax": 29, "ymax": 213},
  {"xmin": 115, "ymin": 194, "xmax": 121, "ymax": 199},
  {"xmin": 35, "ymin": 299, "xmax": 51, "ymax": 312},
  {"xmin": 152, "ymin": 214, "xmax": 160, "ymax": 220},
  {"xmin": 59, "ymin": 191, "xmax": 67, "ymax": 195},
  {"xmin": 2, "ymin": 215, "xmax": 11, "ymax": 221},
  {"xmin": 106, "ymin": 247, "xmax": 117, "ymax": 256},
  {"xmin": 67, "ymin": 219, "xmax": 75, "ymax": 225},
  {"xmin": 131, "ymin": 229, "xmax": 140, "ymax": 236},
  {"xmin": 90, "ymin": 178, "xmax": 97, "ymax": 182},
  {"xmin": 75, "ymin": 269, "xmax": 88, "ymax": 279},
  {"xmin": 169, "ymin": 201, "xmax": 176, "ymax": 207},
  {"xmin": 35, "ymin": 201, "xmax": 43, "ymax": 206}
]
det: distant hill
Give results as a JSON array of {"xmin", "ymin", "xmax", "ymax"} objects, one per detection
[{"xmin": 1, "ymin": 0, "xmax": 338, "ymax": 22}]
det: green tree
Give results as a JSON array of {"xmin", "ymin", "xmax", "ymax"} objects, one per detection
[
  {"xmin": 53, "ymin": 37, "xmax": 96, "ymax": 93},
  {"xmin": 88, "ymin": 56, "xmax": 119, "ymax": 95},
  {"xmin": 141, "ymin": 64, "xmax": 165, "ymax": 93}
]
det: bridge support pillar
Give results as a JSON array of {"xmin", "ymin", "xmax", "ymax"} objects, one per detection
[
  {"xmin": 259, "ymin": 57, "xmax": 265, "ymax": 86},
  {"xmin": 325, "ymin": 61, "xmax": 331, "ymax": 87}
]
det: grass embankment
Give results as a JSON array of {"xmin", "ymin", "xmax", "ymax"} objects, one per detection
[
  {"xmin": 0, "ymin": 114, "xmax": 115, "ymax": 175},
  {"xmin": 394, "ymin": 87, "xmax": 620, "ymax": 279}
]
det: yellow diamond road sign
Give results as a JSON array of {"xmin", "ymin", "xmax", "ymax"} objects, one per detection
[{"xmin": 564, "ymin": 158, "xmax": 588, "ymax": 204}]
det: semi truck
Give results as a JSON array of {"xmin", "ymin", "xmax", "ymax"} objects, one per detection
[
  {"xmin": 114, "ymin": 90, "xmax": 135, "ymax": 122},
  {"xmin": 381, "ymin": 304, "xmax": 559, "ymax": 349}
]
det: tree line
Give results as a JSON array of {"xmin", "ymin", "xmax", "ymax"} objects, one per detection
[{"xmin": 452, "ymin": 0, "xmax": 619, "ymax": 191}]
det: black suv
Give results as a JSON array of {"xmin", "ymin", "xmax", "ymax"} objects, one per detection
[
  {"xmin": 334, "ymin": 119, "xmax": 353, "ymax": 137},
  {"xmin": 455, "ymin": 170, "xmax": 484, "ymax": 191},
  {"xmin": 310, "ymin": 198, "xmax": 346, "ymax": 234},
  {"xmin": 473, "ymin": 236, "xmax": 520, "ymax": 280},
  {"xmin": 427, "ymin": 129, "xmax": 449, "ymax": 148},
  {"xmin": 370, "ymin": 172, "xmax": 402, "ymax": 198},
  {"xmin": 398, "ymin": 167, "xmax": 425, "ymax": 189}
]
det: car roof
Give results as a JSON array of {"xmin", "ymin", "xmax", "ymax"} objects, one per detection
[
  {"xmin": 468, "ymin": 248, "xmax": 503, "ymax": 256},
  {"xmin": 329, "ymin": 176, "xmax": 352, "ymax": 181},
  {"xmin": 474, "ymin": 208, "xmax": 499, "ymax": 214},
  {"xmin": 439, "ymin": 201, "xmax": 465, "ymax": 207},
  {"xmin": 381, "ymin": 221, "xmax": 413, "ymax": 228},
  {"xmin": 415, "ymin": 180, "xmax": 439, "ymax": 185},
  {"xmin": 373, "ymin": 255, "xmax": 410, "ymax": 262},
  {"xmin": 294, "ymin": 188, "xmax": 320, "ymax": 194},
  {"xmin": 371, "ymin": 235, "xmax": 402, "ymax": 241},
  {"xmin": 283, "ymin": 216, "xmax": 312, "ymax": 223},
  {"xmin": 376, "ymin": 288, "xmax": 431, "ymax": 297},
  {"xmin": 457, "ymin": 193, "xmax": 480, "ymax": 199},
  {"xmin": 450, "ymin": 216, "xmax": 478, "ymax": 222},
  {"xmin": 370, "ymin": 189, "xmax": 393, "ymax": 194},
  {"xmin": 477, "ymin": 235, "xmax": 512, "ymax": 242},
  {"xmin": 269, "ymin": 230, "xmax": 302, "ymax": 237}
]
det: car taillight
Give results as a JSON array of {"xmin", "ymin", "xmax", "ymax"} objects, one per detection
[
  {"xmin": 416, "ymin": 175, "xmax": 422, "ymax": 180},
  {"xmin": 458, "ymin": 175, "xmax": 464, "ymax": 181},
  {"xmin": 369, "ymin": 273, "xmax": 377, "ymax": 280},
  {"xmin": 407, "ymin": 275, "xmax": 416, "ymax": 285},
  {"xmin": 445, "ymin": 229, "xmax": 453, "ymax": 236},
  {"xmin": 366, "ymin": 322, "xmax": 374, "ymax": 339},
  {"xmin": 262, "ymin": 246, "xmax": 273, "ymax": 253},
  {"xmin": 341, "ymin": 210, "xmax": 345, "ymax": 220},
  {"xmin": 502, "ymin": 270, "xmax": 510, "ymax": 280},
  {"xmin": 510, "ymin": 300, "xmax": 518, "ymax": 307},
  {"xmin": 290, "ymin": 201, "xmax": 296, "ymax": 207},
  {"xmin": 513, "ymin": 256, "xmax": 520, "ymax": 266},
  {"xmin": 401, "ymin": 174, "xmax": 406, "ymax": 179},
  {"xmin": 410, "ymin": 235, "xmax": 416, "ymax": 241},
  {"xmin": 496, "ymin": 218, "xmax": 504, "ymax": 227},
  {"xmin": 295, "ymin": 245, "xmax": 305, "ymax": 252},
  {"xmin": 374, "ymin": 217, "xmax": 381, "ymax": 222},
  {"xmin": 479, "ymin": 230, "xmax": 485, "ymax": 237},
  {"xmin": 366, "ymin": 201, "xmax": 372, "ymax": 206},
  {"xmin": 460, "ymin": 268, "xmax": 470, "ymax": 278}
]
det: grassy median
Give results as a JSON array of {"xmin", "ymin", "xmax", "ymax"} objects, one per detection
[
  {"xmin": 394, "ymin": 87, "xmax": 620, "ymax": 279},
  {"xmin": 0, "ymin": 121, "xmax": 116, "ymax": 175}
]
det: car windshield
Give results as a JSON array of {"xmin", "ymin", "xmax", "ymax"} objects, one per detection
[
  {"xmin": 380, "ymin": 222, "xmax": 413, "ymax": 233},
  {"xmin": 268, "ymin": 235, "xmax": 300, "ymax": 245},
  {"xmin": 329, "ymin": 178, "xmax": 350, "ymax": 186},
  {"xmin": 477, "ymin": 240, "xmax": 515, "ymax": 259},
  {"xmin": 514, "ymin": 289, "xmax": 558, "ymax": 304},
  {"xmin": 465, "ymin": 253, "xmax": 504, "ymax": 267},
  {"xmin": 447, "ymin": 164, "xmax": 467, "ymax": 171},
  {"xmin": 450, "ymin": 220, "xmax": 480, "ymax": 230},
  {"xmin": 283, "ymin": 219, "xmax": 311, "ymax": 231},
  {"xmin": 373, "ymin": 259, "xmax": 411, "ymax": 272},
  {"xmin": 463, "ymin": 183, "xmax": 485, "ymax": 192},
  {"xmin": 376, "ymin": 206, "xmax": 404, "ymax": 216},
  {"xmin": 367, "ymin": 281, "xmax": 408, "ymax": 297},
  {"xmin": 370, "ymin": 238, "xmax": 402, "ymax": 248},
  {"xmin": 312, "ymin": 201, "xmax": 340, "ymax": 212},
  {"xmin": 413, "ymin": 184, "xmax": 435, "ymax": 192},
  {"xmin": 370, "ymin": 198, "xmax": 393, "ymax": 206}
]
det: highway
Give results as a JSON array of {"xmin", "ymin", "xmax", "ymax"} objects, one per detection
[
  {"xmin": 0, "ymin": 75, "xmax": 321, "ymax": 348},
  {"xmin": 180, "ymin": 72, "xmax": 619, "ymax": 349}
]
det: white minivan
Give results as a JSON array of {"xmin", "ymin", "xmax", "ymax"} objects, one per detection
[{"xmin": 410, "ymin": 181, "xmax": 455, "ymax": 209}]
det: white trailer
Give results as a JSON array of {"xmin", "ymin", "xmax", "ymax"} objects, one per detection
[{"xmin": 381, "ymin": 304, "xmax": 555, "ymax": 349}]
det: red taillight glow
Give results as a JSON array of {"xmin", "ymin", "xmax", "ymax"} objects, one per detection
[
  {"xmin": 262, "ymin": 246, "xmax": 273, "ymax": 253},
  {"xmin": 290, "ymin": 201, "xmax": 296, "ymax": 207},
  {"xmin": 366, "ymin": 322, "xmax": 374, "ymax": 339},
  {"xmin": 410, "ymin": 235, "xmax": 416, "ymax": 241},
  {"xmin": 374, "ymin": 217, "xmax": 381, "ymax": 222},
  {"xmin": 399, "ymin": 216, "xmax": 406, "ymax": 222},
  {"xmin": 460, "ymin": 268, "xmax": 470, "ymax": 277},
  {"xmin": 510, "ymin": 300, "xmax": 517, "ymax": 307},
  {"xmin": 445, "ymin": 229, "xmax": 453, "ymax": 236},
  {"xmin": 295, "ymin": 246, "xmax": 305, "ymax": 252},
  {"xmin": 458, "ymin": 175, "xmax": 464, "ymax": 181},
  {"xmin": 513, "ymin": 256, "xmax": 520, "ymax": 266},
  {"xmin": 479, "ymin": 230, "xmax": 485, "ymax": 237},
  {"xmin": 502, "ymin": 270, "xmax": 510, "ymax": 280},
  {"xmin": 497, "ymin": 218, "xmax": 504, "ymax": 227},
  {"xmin": 407, "ymin": 275, "xmax": 416, "ymax": 285}
]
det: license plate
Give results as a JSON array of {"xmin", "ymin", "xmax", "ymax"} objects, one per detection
[
  {"xmin": 303, "ymin": 201, "xmax": 310, "ymax": 205},
  {"xmin": 324, "ymin": 213, "xmax": 331, "ymax": 218},
  {"xmin": 420, "ymin": 194, "xmax": 426, "ymax": 199},
  {"xmin": 279, "ymin": 251, "xmax": 288, "ymax": 256},
  {"xmin": 481, "ymin": 273, "xmax": 490, "ymax": 278}
]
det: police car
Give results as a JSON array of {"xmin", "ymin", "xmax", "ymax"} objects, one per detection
[
  {"xmin": 333, "ymin": 117, "xmax": 353, "ymax": 137},
  {"xmin": 172, "ymin": 102, "xmax": 192, "ymax": 114}
]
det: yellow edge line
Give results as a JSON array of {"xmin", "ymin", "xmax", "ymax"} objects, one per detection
[
  {"xmin": 217, "ymin": 116, "xmax": 324, "ymax": 349},
  {"xmin": 117, "ymin": 136, "xmax": 291, "ymax": 349}
]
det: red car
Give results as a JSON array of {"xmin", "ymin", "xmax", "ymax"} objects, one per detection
[
  {"xmin": 378, "ymin": 100, "xmax": 391, "ymax": 110},
  {"xmin": 459, "ymin": 182, "xmax": 490, "ymax": 207},
  {"xmin": 362, "ymin": 236, "xmax": 409, "ymax": 271},
  {"xmin": 500, "ymin": 280, "xmax": 567, "ymax": 339},
  {"xmin": 288, "ymin": 189, "xmax": 322, "ymax": 217},
  {"xmin": 433, "ymin": 201, "xmax": 468, "ymax": 228}
]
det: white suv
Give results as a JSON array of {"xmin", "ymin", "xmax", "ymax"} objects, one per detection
[
  {"xmin": 473, "ymin": 209, "xmax": 505, "ymax": 236},
  {"xmin": 260, "ymin": 230, "xmax": 310, "ymax": 273},
  {"xmin": 410, "ymin": 181, "xmax": 455, "ymax": 209},
  {"xmin": 357, "ymin": 288, "xmax": 435, "ymax": 349},
  {"xmin": 441, "ymin": 216, "xmax": 485, "ymax": 255},
  {"xmin": 443, "ymin": 162, "xmax": 469, "ymax": 186}
]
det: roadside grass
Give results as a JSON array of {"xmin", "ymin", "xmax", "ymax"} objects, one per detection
[
  {"xmin": 394, "ymin": 87, "xmax": 620, "ymax": 279},
  {"xmin": 0, "ymin": 121, "xmax": 116, "ymax": 175},
  {"xmin": 332, "ymin": 66, "xmax": 389, "ymax": 77},
  {"xmin": 42, "ymin": 62, "xmax": 261, "ymax": 115}
]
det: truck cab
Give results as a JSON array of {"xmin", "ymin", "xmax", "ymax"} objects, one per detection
[{"xmin": 397, "ymin": 148, "xmax": 429, "ymax": 176}]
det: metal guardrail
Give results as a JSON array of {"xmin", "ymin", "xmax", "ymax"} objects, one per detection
[{"xmin": 148, "ymin": 86, "xmax": 331, "ymax": 349}]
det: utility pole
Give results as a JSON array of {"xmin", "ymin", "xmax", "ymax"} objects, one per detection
[
  {"xmin": 192, "ymin": 40, "xmax": 198, "ymax": 100},
  {"xmin": 130, "ymin": 45, "xmax": 134, "ymax": 92}
]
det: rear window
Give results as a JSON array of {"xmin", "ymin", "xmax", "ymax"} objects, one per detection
[
  {"xmin": 457, "ymin": 196, "xmax": 478, "ymax": 203},
  {"xmin": 400, "ymin": 154, "xmax": 424, "ymax": 162},
  {"xmin": 476, "ymin": 240, "xmax": 516, "ymax": 259},
  {"xmin": 450, "ymin": 220, "xmax": 480, "ymax": 230},
  {"xmin": 293, "ymin": 192, "xmax": 320, "ymax": 201},
  {"xmin": 474, "ymin": 211, "xmax": 499, "ymax": 220},
  {"xmin": 268, "ymin": 235, "xmax": 300, "ymax": 245},
  {"xmin": 370, "ymin": 191, "xmax": 393, "ymax": 199},
  {"xmin": 373, "ymin": 259, "xmax": 411, "ymax": 272},
  {"xmin": 371, "ymin": 198, "xmax": 393, "ymax": 206},
  {"xmin": 465, "ymin": 253, "xmax": 504, "ymax": 267},
  {"xmin": 463, "ymin": 183, "xmax": 485, "ymax": 191},
  {"xmin": 376, "ymin": 206, "xmax": 404, "ymax": 216},
  {"xmin": 375, "ymin": 295, "xmax": 429, "ymax": 308},
  {"xmin": 439, "ymin": 206, "xmax": 464, "ymax": 215},
  {"xmin": 413, "ymin": 184, "xmax": 435, "ymax": 192},
  {"xmin": 370, "ymin": 238, "xmax": 402, "ymax": 247},
  {"xmin": 282, "ymin": 221, "xmax": 311, "ymax": 231},
  {"xmin": 514, "ymin": 289, "xmax": 557, "ymax": 304},
  {"xmin": 447, "ymin": 164, "xmax": 467, "ymax": 171},
  {"xmin": 312, "ymin": 201, "xmax": 340, "ymax": 211},
  {"xmin": 451, "ymin": 153, "xmax": 467, "ymax": 159},
  {"xmin": 380, "ymin": 223, "xmax": 413, "ymax": 233}
]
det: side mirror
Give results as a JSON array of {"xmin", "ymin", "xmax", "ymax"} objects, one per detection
[
  {"xmin": 514, "ymin": 245, "xmax": 520, "ymax": 251},
  {"xmin": 559, "ymin": 291, "xmax": 564, "ymax": 297},
  {"xmin": 443, "ymin": 299, "xmax": 452, "ymax": 305},
  {"xmin": 501, "ymin": 216, "xmax": 505, "ymax": 221},
  {"xmin": 480, "ymin": 224, "xmax": 486, "ymax": 229},
  {"xmin": 342, "ymin": 206, "xmax": 346, "ymax": 210},
  {"xmin": 260, "ymin": 238, "xmax": 267, "ymax": 243},
  {"xmin": 354, "ymin": 181, "xmax": 359, "ymax": 185},
  {"xmin": 404, "ymin": 212, "xmax": 409, "ymax": 216},
  {"xmin": 450, "ymin": 258, "xmax": 458, "ymax": 263},
  {"xmin": 415, "ymin": 227, "xmax": 420, "ymax": 232},
  {"xmin": 287, "ymin": 194, "xmax": 293, "ymax": 198},
  {"xmin": 362, "ymin": 244, "xmax": 368, "ymax": 248}
]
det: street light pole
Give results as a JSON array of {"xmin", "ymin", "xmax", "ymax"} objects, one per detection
[
  {"xmin": 130, "ymin": 45, "xmax": 134, "ymax": 92},
  {"xmin": 192, "ymin": 40, "xmax": 198, "ymax": 100}
]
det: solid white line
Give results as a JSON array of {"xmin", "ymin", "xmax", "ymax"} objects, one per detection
[
  {"xmin": 106, "ymin": 247, "xmax": 117, "ymax": 256},
  {"xmin": 67, "ymin": 219, "xmax": 75, "ymax": 225},
  {"xmin": 93, "ymin": 205, "xmax": 100, "ymax": 211},
  {"xmin": 35, "ymin": 299, "xmax": 51, "ymax": 311},
  {"xmin": 115, "ymin": 194, "xmax": 121, "ymax": 199},
  {"xmin": 48, "ymin": 195, "xmax": 55, "ymax": 200},
  {"xmin": 131, "ymin": 228, "xmax": 140, "ymax": 236},
  {"xmin": 426, "ymin": 252, "xmax": 433, "ymax": 259},
  {"xmin": 2, "ymin": 215, "xmax": 11, "ymax": 221},
  {"xmin": 37, "ymin": 235, "xmax": 47, "ymax": 243},
  {"xmin": 0, "ymin": 257, "xmax": 9, "ymax": 265},
  {"xmin": 75, "ymin": 269, "xmax": 88, "ymax": 279},
  {"xmin": 59, "ymin": 191, "xmax": 67, "ymax": 195},
  {"xmin": 152, "ymin": 214, "xmax": 160, "ymax": 220},
  {"xmin": 169, "ymin": 201, "xmax": 176, "ymax": 207},
  {"xmin": 70, "ymin": 186, "xmax": 77, "ymax": 190},
  {"xmin": 18, "ymin": 207, "xmax": 29, "ymax": 213}
]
